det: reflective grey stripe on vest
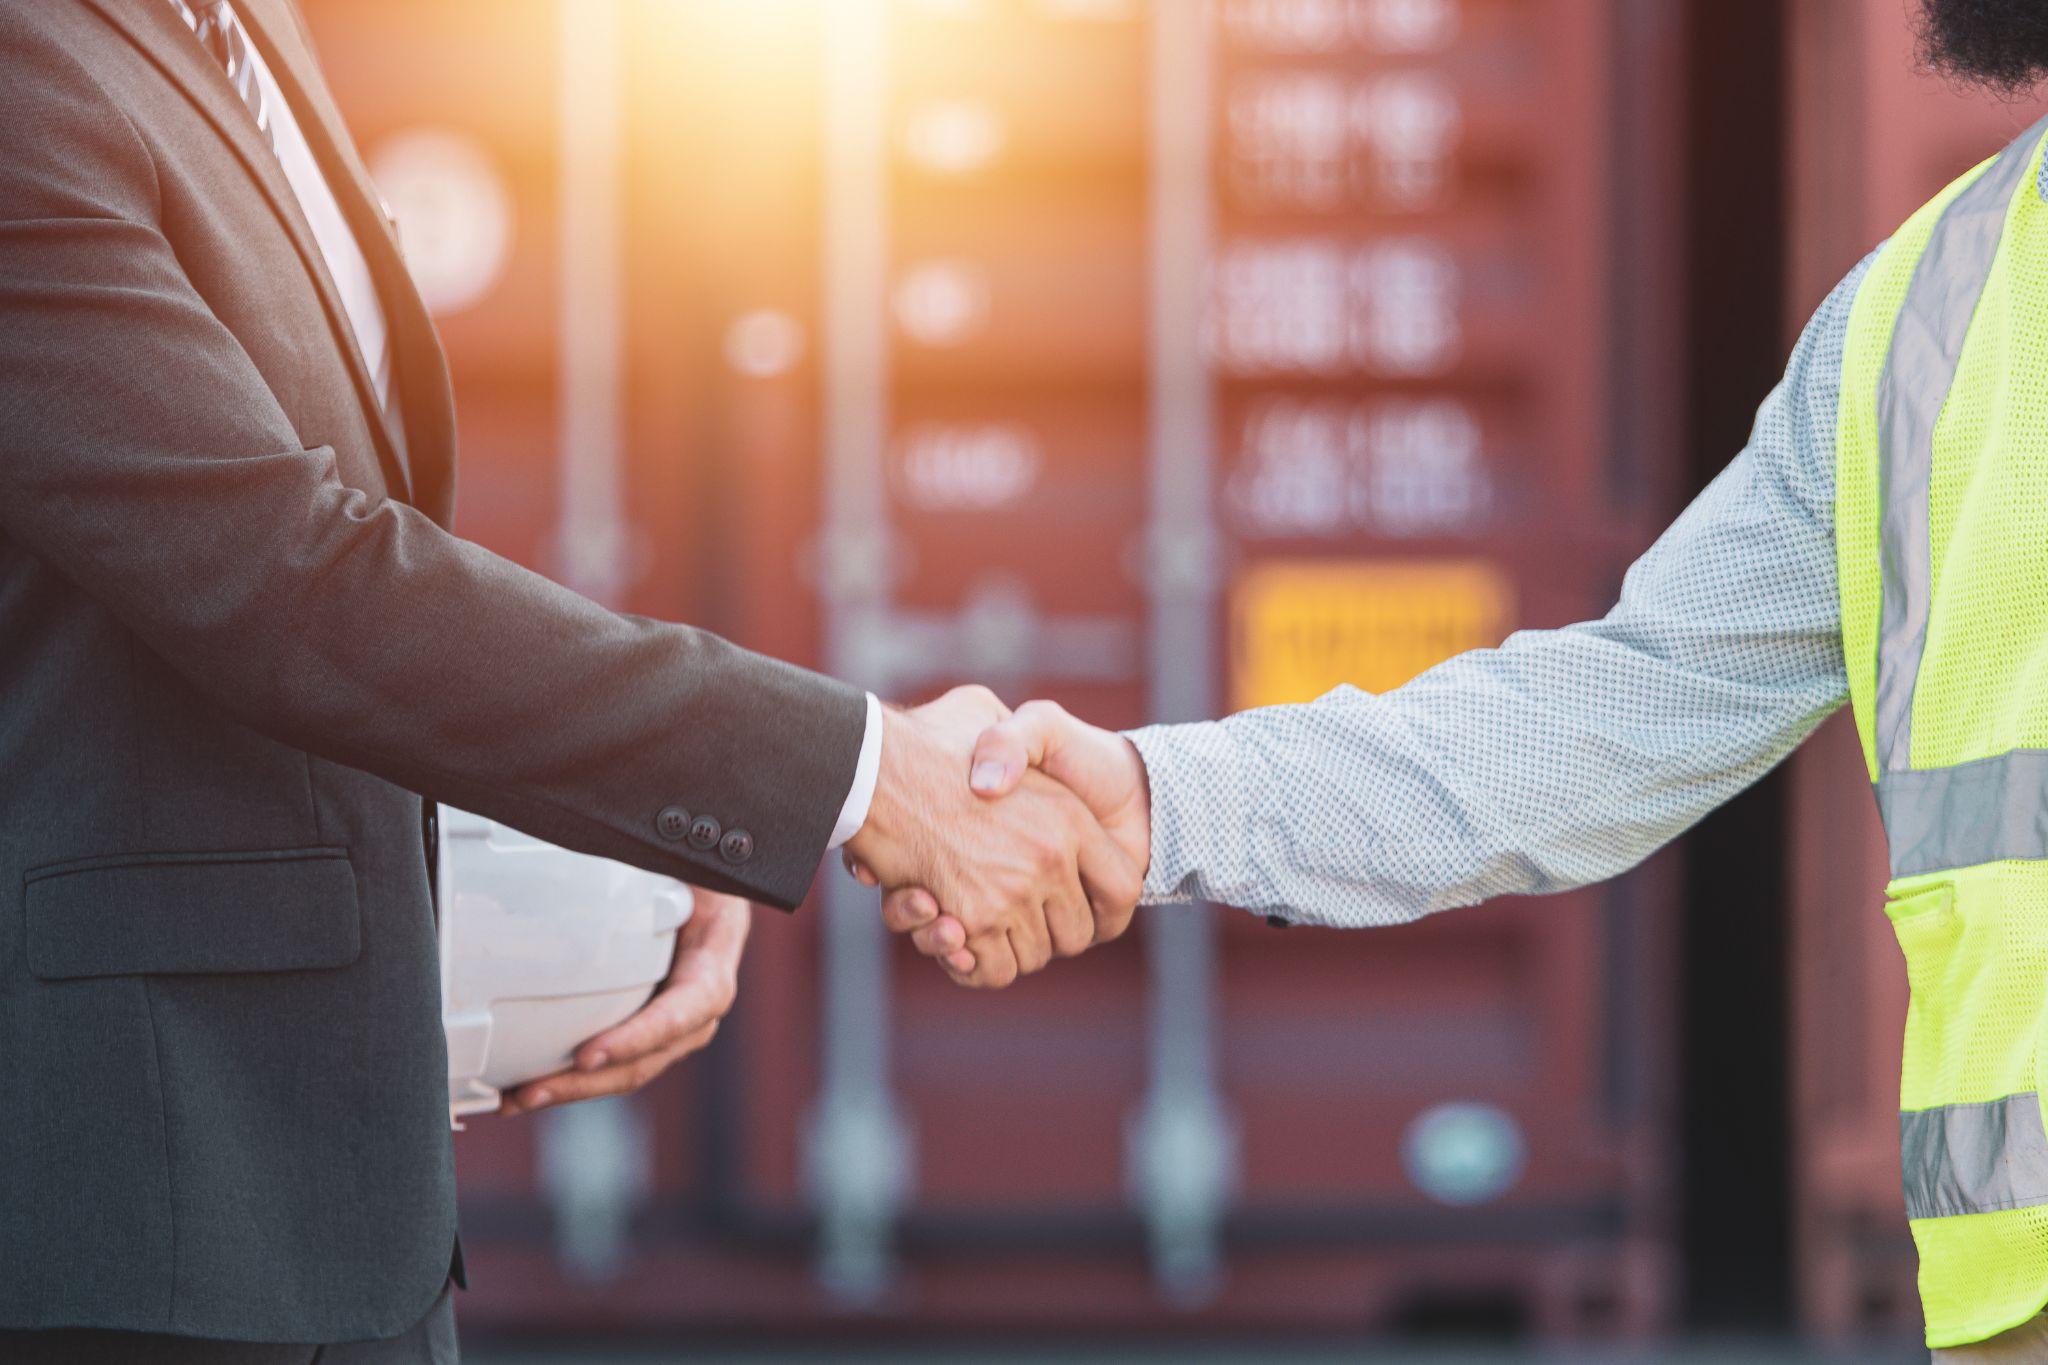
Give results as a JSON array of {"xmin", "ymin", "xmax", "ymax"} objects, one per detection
[
  {"xmin": 1901, "ymin": 1092, "xmax": 2048, "ymax": 1220},
  {"xmin": 1880, "ymin": 751, "xmax": 2048, "ymax": 877},
  {"xmin": 1873, "ymin": 114, "xmax": 2048, "ymax": 776}
]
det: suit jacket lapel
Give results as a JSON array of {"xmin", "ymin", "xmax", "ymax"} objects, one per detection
[
  {"xmin": 79, "ymin": 0, "xmax": 421, "ymax": 509},
  {"xmin": 239, "ymin": 0, "xmax": 461, "ymax": 526}
]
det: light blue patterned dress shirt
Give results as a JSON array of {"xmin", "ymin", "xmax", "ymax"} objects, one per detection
[{"xmin": 1126, "ymin": 250, "xmax": 1880, "ymax": 926}]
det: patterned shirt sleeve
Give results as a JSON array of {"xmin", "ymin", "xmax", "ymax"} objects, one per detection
[{"xmin": 1125, "ymin": 251, "xmax": 1878, "ymax": 926}]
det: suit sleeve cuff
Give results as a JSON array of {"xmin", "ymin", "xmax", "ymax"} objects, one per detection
[{"xmin": 828, "ymin": 692, "xmax": 884, "ymax": 850}]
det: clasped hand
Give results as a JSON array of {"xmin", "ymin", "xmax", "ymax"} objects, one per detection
[{"xmin": 843, "ymin": 686, "xmax": 1152, "ymax": 988}]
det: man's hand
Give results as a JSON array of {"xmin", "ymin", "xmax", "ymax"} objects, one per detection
[
  {"xmin": 845, "ymin": 686, "xmax": 1142, "ymax": 989},
  {"xmin": 499, "ymin": 889, "xmax": 751, "ymax": 1115},
  {"xmin": 881, "ymin": 699, "xmax": 1152, "ymax": 979}
]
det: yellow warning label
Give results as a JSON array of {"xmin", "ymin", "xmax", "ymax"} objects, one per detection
[{"xmin": 1230, "ymin": 560, "xmax": 1515, "ymax": 710}]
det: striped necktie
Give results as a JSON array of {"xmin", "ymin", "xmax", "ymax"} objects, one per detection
[{"xmin": 167, "ymin": 0, "xmax": 275, "ymax": 150}]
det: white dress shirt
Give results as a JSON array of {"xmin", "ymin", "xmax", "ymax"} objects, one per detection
[{"xmin": 204, "ymin": 4, "xmax": 882, "ymax": 851}]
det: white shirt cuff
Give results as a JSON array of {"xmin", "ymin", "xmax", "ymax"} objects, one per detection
[{"xmin": 828, "ymin": 692, "xmax": 884, "ymax": 849}]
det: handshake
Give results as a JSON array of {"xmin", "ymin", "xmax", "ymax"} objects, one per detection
[
  {"xmin": 501, "ymin": 684, "xmax": 1148, "ymax": 1116},
  {"xmin": 842, "ymin": 685, "xmax": 1153, "ymax": 989}
]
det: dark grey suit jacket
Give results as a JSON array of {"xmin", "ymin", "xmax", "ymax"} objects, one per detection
[{"xmin": 0, "ymin": 0, "xmax": 866, "ymax": 1343}]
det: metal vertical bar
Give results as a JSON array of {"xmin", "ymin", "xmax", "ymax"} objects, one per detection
[
  {"xmin": 806, "ymin": 0, "xmax": 910, "ymax": 1306},
  {"xmin": 536, "ymin": 1095, "xmax": 651, "ymax": 1283},
  {"xmin": 1132, "ymin": 0, "xmax": 1237, "ymax": 1306},
  {"xmin": 554, "ymin": 0, "xmax": 631, "ymax": 604},
  {"xmin": 540, "ymin": 0, "xmax": 645, "ymax": 1279}
]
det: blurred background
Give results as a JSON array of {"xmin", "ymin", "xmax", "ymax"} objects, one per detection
[{"xmin": 299, "ymin": 0, "xmax": 2046, "ymax": 1357}]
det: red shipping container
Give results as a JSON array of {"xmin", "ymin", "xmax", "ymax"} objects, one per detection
[{"xmin": 301, "ymin": 0, "xmax": 1688, "ymax": 1341}]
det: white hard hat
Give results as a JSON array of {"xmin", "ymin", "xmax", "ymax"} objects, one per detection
[{"xmin": 438, "ymin": 806, "xmax": 692, "ymax": 1122}]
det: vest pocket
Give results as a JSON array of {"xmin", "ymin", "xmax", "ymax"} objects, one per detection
[
  {"xmin": 1887, "ymin": 881, "xmax": 1962, "ymax": 1110},
  {"xmin": 1886, "ymin": 881, "xmax": 1958, "ymax": 939}
]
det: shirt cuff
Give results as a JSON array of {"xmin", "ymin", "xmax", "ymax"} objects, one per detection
[
  {"xmin": 1123, "ymin": 719, "xmax": 1247, "ymax": 905},
  {"xmin": 828, "ymin": 691, "xmax": 884, "ymax": 850}
]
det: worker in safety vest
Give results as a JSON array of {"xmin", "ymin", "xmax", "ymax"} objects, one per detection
[{"xmin": 865, "ymin": 2, "xmax": 2048, "ymax": 1356}]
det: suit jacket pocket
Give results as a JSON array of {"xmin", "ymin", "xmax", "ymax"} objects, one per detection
[{"xmin": 24, "ymin": 847, "xmax": 362, "ymax": 979}]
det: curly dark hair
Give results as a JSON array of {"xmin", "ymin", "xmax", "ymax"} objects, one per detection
[{"xmin": 1920, "ymin": 0, "xmax": 2048, "ymax": 93}]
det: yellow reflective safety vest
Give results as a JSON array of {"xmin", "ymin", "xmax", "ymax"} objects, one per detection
[{"xmin": 1838, "ymin": 112, "xmax": 2048, "ymax": 1348}]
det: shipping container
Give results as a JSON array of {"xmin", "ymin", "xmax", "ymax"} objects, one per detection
[{"xmin": 304, "ymin": 0, "xmax": 1687, "ymax": 1341}]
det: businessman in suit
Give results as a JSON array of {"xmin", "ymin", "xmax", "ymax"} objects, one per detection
[{"xmin": 0, "ymin": 2, "xmax": 1139, "ymax": 1358}]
